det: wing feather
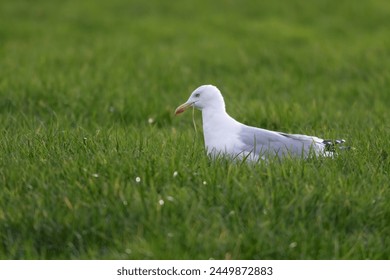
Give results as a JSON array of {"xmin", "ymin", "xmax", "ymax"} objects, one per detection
[{"xmin": 237, "ymin": 125, "xmax": 325, "ymax": 158}]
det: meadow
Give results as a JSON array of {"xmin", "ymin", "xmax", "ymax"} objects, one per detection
[{"xmin": 0, "ymin": 0, "xmax": 389, "ymax": 259}]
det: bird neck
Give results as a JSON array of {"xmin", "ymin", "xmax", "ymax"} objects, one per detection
[
  {"xmin": 201, "ymin": 107, "xmax": 236, "ymax": 134},
  {"xmin": 201, "ymin": 106, "xmax": 229, "ymax": 123}
]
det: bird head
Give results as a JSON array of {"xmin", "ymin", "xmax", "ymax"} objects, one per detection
[{"xmin": 175, "ymin": 85, "xmax": 225, "ymax": 115}]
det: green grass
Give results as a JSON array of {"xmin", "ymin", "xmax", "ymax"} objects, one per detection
[{"xmin": 1, "ymin": 0, "xmax": 390, "ymax": 259}]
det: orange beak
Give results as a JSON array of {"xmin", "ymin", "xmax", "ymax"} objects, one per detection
[{"xmin": 175, "ymin": 102, "xmax": 193, "ymax": 115}]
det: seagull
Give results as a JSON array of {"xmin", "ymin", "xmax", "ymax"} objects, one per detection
[{"xmin": 175, "ymin": 85, "xmax": 345, "ymax": 161}]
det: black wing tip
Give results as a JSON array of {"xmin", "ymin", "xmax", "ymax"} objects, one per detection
[
  {"xmin": 323, "ymin": 139, "xmax": 346, "ymax": 145},
  {"xmin": 323, "ymin": 139, "xmax": 349, "ymax": 152}
]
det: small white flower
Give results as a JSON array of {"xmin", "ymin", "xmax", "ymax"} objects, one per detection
[
  {"xmin": 92, "ymin": 173, "xmax": 99, "ymax": 178},
  {"xmin": 173, "ymin": 171, "xmax": 178, "ymax": 177},
  {"xmin": 135, "ymin": 177, "xmax": 141, "ymax": 183},
  {"xmin": 203, "ymin": 181, "xmax": 207, "ymax": 185},
  {"xmin": 289, "ymin": 242, "xmax": 297, "ymax": 249},
  {"xmin": 148, "ymin": 117, "xmax": 154, "ymax": 124},
  {"xmin": 125, "ymin": 248, "xmax": 132, "ymax": 254},
  {"xmin": 158, "ymin": 199, "xmax": 164, "ymax": 206}
]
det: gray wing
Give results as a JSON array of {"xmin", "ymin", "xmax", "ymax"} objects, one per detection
[{"xmin": 236, "ymin": 125, "xmax": 325, "ymax": 158}]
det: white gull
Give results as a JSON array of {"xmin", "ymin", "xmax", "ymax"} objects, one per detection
[{"xmin": 175, "ymin": 85, "xmax": 345, "ymax": 160}]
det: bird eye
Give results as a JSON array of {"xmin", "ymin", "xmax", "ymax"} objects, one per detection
[{"xmin": 194, "ymin": 93, "xmax": 200, "ymax": 98}]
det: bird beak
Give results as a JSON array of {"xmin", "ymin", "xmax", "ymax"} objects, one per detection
[{"xmin": 175, "ymin": 102, "xmax": 193, "ymax": 115}]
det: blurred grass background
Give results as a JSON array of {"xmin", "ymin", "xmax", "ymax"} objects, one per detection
[{"xmin": 0, "ymin": 0, "xmax": 389, "ymax": 259}]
